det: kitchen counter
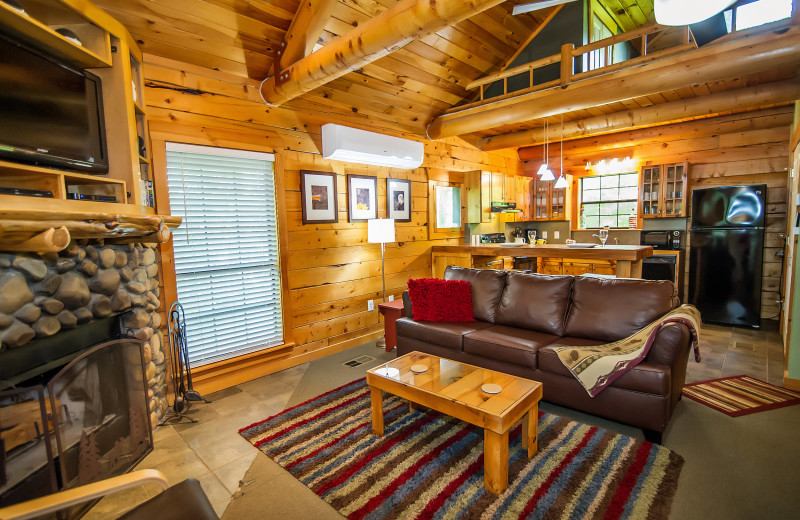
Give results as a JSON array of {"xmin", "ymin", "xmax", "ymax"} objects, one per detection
[{"xmin": 431, "ymin": 244, "xmax": 654, "ymax": 278}]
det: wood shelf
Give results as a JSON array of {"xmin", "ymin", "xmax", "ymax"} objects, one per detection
[
  {"xmin": 0, "ymin": 1, "xmax": 111, "ymax": 68},
  {"xmin": 0, "ymin": 208, "xmax": 181, "ymax": 253}
]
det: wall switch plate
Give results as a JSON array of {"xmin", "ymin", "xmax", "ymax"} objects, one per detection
[
  {"xmin": 542, "ymin": 231, "xmax": 548, "ymax": 239},
  {"xmin": 388, "ymin": 295, "xmax": 394, "ymax": 302},
  {"xmin": 554, "ymin": 231, "xmax": 560, "ymax": 239},
  {"xmin": 367, "ymin": 300, "xmax": 375, "ymax": 311},
  {"xmin": 796, "ymin": 193, "xmax": 800, "ymax": 205}
]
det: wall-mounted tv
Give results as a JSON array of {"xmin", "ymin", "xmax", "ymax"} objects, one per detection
[{"xmin": 0, "ymin": 30, "xmax": 109, "ymax": 174}]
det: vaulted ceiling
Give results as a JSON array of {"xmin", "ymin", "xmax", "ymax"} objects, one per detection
[{"xmin": 93, "ymin": 0, "xmax": 799, "ymax": 148}]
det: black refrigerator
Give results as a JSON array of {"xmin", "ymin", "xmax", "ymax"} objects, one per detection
[{"xmin": 689, "ymin": 185, "xmax": 765, "ymax": 328}]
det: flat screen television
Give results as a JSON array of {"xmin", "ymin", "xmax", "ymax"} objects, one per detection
[{"xmin": 0, "ymin": 30, "xmax": 109, "ymax": 174}]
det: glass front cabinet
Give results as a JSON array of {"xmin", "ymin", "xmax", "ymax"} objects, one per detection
[{"xmin": 639, "ymin": 162, "xmax": 688, "ymax": 218}]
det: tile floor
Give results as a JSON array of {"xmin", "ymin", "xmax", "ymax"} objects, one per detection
[{"xmin": 87, "ymin": 321, "xmax": 787, "ymax": 518}]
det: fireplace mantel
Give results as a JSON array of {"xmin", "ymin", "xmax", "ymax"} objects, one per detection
[{"xmin": 0, "ymin": 209, "xmax": 182, "ymax": 253}]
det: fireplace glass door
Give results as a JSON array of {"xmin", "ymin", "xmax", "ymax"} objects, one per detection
[{"xmin": 48, "ymin": 339, "xmax": 153, "ymax": 510}]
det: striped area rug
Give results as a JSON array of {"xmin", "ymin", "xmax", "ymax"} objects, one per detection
[
  {"xmin": 682, "ymin": 375, "xmax": 800, "ymax": 417},
  {"xmin": 239, "ymin": 379, "xmax": 683, "ymax": 520}
]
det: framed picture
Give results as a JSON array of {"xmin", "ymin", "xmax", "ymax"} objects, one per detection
[
  {"xmin": 386, "ymin": 178, "xmax": 412, "ymax": 222},
  {"xmin": 300, "ymin": 170, "xmax": 338, "ymax": 224},
  {"xmin": 347, "ymin": 174, "xmax": 378, "ymax": 222}
]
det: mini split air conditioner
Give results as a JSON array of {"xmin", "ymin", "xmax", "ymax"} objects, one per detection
[{"xmin": 321, "ymin": 124, "xmax": 424, "ymax": 169}]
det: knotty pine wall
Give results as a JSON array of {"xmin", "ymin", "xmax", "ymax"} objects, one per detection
[
  {"xmin": 522, "ymin": 106, "xmax": 793, "ymax": 321},
  {"xmin": 143, "ymin": 55, "xmax": 519, "ymax": 392}
]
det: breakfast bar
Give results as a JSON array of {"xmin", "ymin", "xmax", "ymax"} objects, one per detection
[{"xmin": 432, "ymin": 244, "xmax": 654, "ymax": 279}]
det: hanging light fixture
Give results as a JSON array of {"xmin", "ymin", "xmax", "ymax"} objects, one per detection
[
  {"xmin": 536, "ymin": 118, "xmax": 550, "ymax": 176},
  {"xmin": 654, "ymin": 0, "xmax": 736, "ymax": 26},
  {"xmin": 539, "ymin": 118, "xmax": 556, "ymax": 181},
  {"xmin": 554, "ymin": 114, "xmax": 567, "ymax": 188}
]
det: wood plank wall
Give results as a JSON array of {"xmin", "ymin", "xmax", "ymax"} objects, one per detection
[
  {"xmin": 522, "ymin": 106, "xmax": 793, "ymax": 320},
  {"xmin": 142, "ymin": 55, "xmax": 518, "ymax": 392}
]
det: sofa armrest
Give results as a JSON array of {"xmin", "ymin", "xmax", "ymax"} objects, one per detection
[
  {"xmin": 645, "ymin": 322, "xmax": 692, "ymax": 367},
  {"xmin": 402, "ymin": 290, "xmax": 413, "ymax": 318}
]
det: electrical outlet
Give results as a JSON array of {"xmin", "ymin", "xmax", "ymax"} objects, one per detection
[
  {"xmin": 388, "ymin": 295, "xmax": 394, "ymax": 302},
  {"xmin": 554, "ymin": 231, "xmax": 560, "ymax": 239},
  {"xmin": 542, "ymin": 231, "xmax": 548, "ymax": 239},
  {"xmin": 367, "ymin": 300, "xmax": 374, "ymax": 311}
]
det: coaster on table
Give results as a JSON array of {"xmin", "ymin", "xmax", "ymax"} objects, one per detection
[
  {"xmin": 482, "ymin": 383, "xmax": 502, "ymax": 394},
  {"xmin": 375, "ymin": 367, "xmax": 400, "ymax": 378},
  {"xmin": 410, "ymin": 364, "xmax": 428, "ymax": 373}
]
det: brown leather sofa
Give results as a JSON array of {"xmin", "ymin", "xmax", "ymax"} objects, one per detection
[{"xmin": 396, "ymin": 266, "xmax": 693, "ymax": 444}]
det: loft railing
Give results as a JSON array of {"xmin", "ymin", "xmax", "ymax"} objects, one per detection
[{"xmin": 466, "ymin": 24, "xmax": 695, "ymax": 105}]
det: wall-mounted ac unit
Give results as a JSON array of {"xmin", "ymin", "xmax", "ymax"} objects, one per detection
[{"xmin": 321, "ymin": 124, "xmax": 424, "ymax": 169}]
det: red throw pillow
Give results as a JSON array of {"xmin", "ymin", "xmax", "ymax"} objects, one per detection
[{"xmin": 407, "ymin": 278, "xmax": 475, "ymax": 322}]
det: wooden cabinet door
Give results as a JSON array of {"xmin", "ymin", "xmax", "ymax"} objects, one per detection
[
  {"xmin": 533, "ymin": 179, "xmax": 550, "ymax": 220},
  {"xmin": 551, "ymin": 186, "xmax": 566, "ymax": 220},
  {"xmin": 516, "ymin": 176, "xmax": 533, "ymax": 221},
  {"xmin": 562, "ymin": 260, "xmax": 593, "ymax": 276},
  {"xmin": 538, "ymin": 258, "xmax": 562, "ymax": 275},
  {"xmin": 662, "ymin": 162, "xmax": 687, "ymax": 217},
  {"xmin": 592, "ymin": 260, "xmax": 616, "ymax": 275},
  {"xmin": 640, "ymin": 165, "xmax": 661, "ymax": 218}
]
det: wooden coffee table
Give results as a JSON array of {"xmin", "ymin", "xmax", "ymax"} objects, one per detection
[{"xmin": 366, "ymin": 351, "xmax": 543, "ymax": 494}]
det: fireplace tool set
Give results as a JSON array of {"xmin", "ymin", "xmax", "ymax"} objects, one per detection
[{"xmin": 160, "ymin": 302, "xmax": 209, "ymax": 425}]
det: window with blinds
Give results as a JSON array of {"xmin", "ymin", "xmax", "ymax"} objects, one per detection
[{"xmin": 165, "ymin": 143, "xmax": 283, "ymax": 366}]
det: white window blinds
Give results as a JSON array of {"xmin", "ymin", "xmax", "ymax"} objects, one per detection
[{"xmin": 165, "ymin": 143, "xmax": 283, "ymax": 366}]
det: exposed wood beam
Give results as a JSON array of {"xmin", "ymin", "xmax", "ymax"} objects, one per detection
[
  {"xmin": 278, "ymin": 0, "xmax": 339, "ymax": 69},
  {"xmin": 427, "ymin": 26, "xmax": 800, "ymax": 139},
  {"xmin": 260, "ymin": 0, "xmax": 507, "ymax": 106},
  {"xmin": 482, "ymin": 79, "xmax": 800, "ymax": 150}
]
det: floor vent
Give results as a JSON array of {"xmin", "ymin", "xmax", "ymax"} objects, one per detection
[
  {"xmin": 343, "ymin": 355, "xmax": 375, "ymax": 367},
  {"xmin": 732, "ymin": 341, "xmax": 755, "ymax": 351}
]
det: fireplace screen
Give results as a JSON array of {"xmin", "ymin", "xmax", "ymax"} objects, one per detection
[
  {"xmin": 48, "ymin": 339, "xmax": 153, "ymax": 494},
  {"xmin": 0, "ymin": 385, "xmax": 58, "ymax": 513}
]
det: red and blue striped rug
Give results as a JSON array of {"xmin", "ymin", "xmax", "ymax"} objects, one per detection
[{"xmin": 239, "ymin": 379, "xmax": 683, "ymax": 520}]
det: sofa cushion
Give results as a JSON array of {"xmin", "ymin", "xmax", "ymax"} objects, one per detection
[
  {"xmin": 407, "ymin": 278, "xmax": 475, "ymax": 322},
  {"xmin": 443, "ymin": 266, "xmax": 507, "ymax": 323},
  {"xmin": 564, "ymin": 276, "xmax": 678, "ymax": 342},
  {"xmin": 395, "ymin": 318, "xmax": 492, "ymax": 351},
  {"xmin": 494, "ymin": 272, "xmax": 573, "ymax": 335},
  {"xmin": 462, "ymin": 325, "xmax": 560, "ymax": 369}
]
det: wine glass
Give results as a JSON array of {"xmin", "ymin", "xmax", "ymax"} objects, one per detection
[
  {"xmin": 528, "ymin": 229, "xmax": 537, "ymax": 245},
  {"xmin": 598, "ymin": 228, "xmax": 609, "ymax": 248}
]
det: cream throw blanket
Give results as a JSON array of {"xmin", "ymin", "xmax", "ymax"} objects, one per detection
[{"xmin": 552, "ymin": 305, "xmax": 702, "ymax": 397}]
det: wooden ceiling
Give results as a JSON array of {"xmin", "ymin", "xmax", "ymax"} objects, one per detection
[
  {"xmin": 94, "ymin": 0, "xmax": 563, "ymax": 136},
  {"xmin": 93, "ymin": 0, "xmax": 797, "ymax": 147}
]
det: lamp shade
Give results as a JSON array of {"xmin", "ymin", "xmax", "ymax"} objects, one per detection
[
  {"xmin": 654, "ymin": 0, "xmax": 736, "ymax": 26},
  {"xmin": 367, "ymin": 218, "xmax": 395, "ymax": 244},
  {"xmin": 540, "ymin": 167, "xmax": 556, "ymax": 182},
  {"xmin": 554, "ymin": 175, "xmax": 568, "ymax": 189}
]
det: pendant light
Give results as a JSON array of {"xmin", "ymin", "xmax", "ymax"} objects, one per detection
[
  {"xmin": 536, "ymin": 118, "xmax": 550, "ymax": 176},
  {"xmin": 554, "ymin": 115, "xmax": 567, "ymax": 189},
  {"xmin": 539, "ymin": 118, "xmax": 556, "ymax": 181},
  {"xmin": 654, "ymin": 0, "xmax": 736, "ymax": 26}
]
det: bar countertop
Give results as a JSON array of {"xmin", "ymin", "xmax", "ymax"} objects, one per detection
[{"xmin": 431, "ymin": 243, "xmax": 654, "ymax": 261}]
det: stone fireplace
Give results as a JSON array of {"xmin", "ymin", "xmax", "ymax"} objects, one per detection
[{"xmin": 0, "ymin": 240, "xmax": 168, "ymax": 426}]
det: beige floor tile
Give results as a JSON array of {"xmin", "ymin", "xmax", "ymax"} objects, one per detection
[{"xmin": 214, "ymin": 452, "xmax": 259, "ymax": 495}]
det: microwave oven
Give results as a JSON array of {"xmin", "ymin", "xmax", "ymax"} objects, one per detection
[{"xmin": 641, "ymin": 230, "xmax": 684, "ymax": 250}]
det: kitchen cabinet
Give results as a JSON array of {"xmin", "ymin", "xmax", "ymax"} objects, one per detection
[
  {"xmin": 516, "ymin": 176, "xmax": 533, "ymax": 221},
  {"xmin": 532, "ymin": 178, "xmax": 568, "ymax": 221},
  {"xmin": 543, "ymin": 258, "xmax": 616, "ymax": 276},
  {"xmin": 639, "ymin": 162, "xmax": 688, "ymax": 218},
  {"xmin": 465, "ymin": 170, "xmax": 518, "ymax": 223}
]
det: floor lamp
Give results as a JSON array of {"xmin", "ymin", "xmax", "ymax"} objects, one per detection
[{"xmin": 368, "ymin": 218, "xmax": 395, "ymax": 348}]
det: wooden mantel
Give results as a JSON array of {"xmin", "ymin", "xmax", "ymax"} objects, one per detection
[{"xmin": 0, "ymin": 209, "xmax": 182, "ymax": 253}]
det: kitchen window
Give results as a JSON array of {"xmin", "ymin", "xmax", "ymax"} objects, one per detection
[{"xmin": 579, "ymin": 173, "xmax": 638, "ymax": 229}]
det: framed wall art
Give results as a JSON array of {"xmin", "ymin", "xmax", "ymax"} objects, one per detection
[
  {"xmin": 300, "ymin": 170, "xmax": 338, "ymax": 224},
  {"xmin": 347, "ymin": 174, "xmax": 378, "ymax": 222},
  {"xmin": 386, "ymin": 178, "xmax": 411, "ymax": 222}
]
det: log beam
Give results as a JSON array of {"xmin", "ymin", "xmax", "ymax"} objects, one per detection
[
  {"xmin": 278, "ymin": 0, "xmax": 339, "ymax": 69},
  {"xmin": 483, "ymin": 80, "xmax": 800, "ymax": 151},
  {"xmin": 427, "ymin": 27, "xmax": 800, "ymax": 140},
  {"xmin": 260, "ymin": 0, "xmax": 506, "ymax": 106}
]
